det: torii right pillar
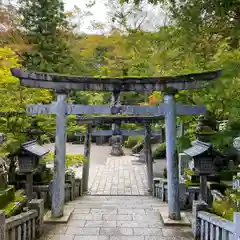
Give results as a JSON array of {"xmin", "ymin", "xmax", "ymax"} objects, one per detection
[{"xmin": 164, "ymin": 88, "xmax": 181, "ymax": 220}]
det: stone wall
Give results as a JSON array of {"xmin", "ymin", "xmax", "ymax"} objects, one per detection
[{"xmin": 33, "ymin": 177, "xmax": 82, "ymax": 208}]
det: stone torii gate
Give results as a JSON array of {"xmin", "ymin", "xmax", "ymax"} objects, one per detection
[
  {"xmin": 76, "ymin": 115, "xmax": 165, "ymax": 193},
  {"xmin": 11, "ymin": 68, "xmax": 221, "ymax": 221}
]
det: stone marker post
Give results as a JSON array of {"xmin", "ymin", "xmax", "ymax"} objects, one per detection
[
  {"xmin": 164, "ymin": 90, "xmax": 181, "ymax": 220},
  {"xmin": 82, "ymin": 123, "xmax": 92, "ymax": 193},
  {"xmin": 26, "ymin": 172, "xmax": 33, "ymax": 202},
  {"xmin": 199, "ymin": 175, "xmax": 208, "ymax": 202},
  {"xmin": 51, "ymin": 94, "xmax": 67, "ymax": 218},
  {"xmin": 145, "ymin": 123, "xmax": 153, "ymax": 192}
]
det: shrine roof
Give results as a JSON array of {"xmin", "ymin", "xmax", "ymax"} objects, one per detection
[
  {"xmin": 184, "ymin": 140, "xmax": 212, "ymax": 157},
  {"xmin": 21, "ymin": 140, "xmax": 49, "ymax": 157}
]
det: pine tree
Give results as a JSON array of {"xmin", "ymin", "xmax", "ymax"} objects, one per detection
[{"xmin": 18, "ymin": 0, "xmax": 73, "ymax": 73}]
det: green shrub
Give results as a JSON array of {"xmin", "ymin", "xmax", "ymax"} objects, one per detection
[
  {"xmin": 152, "ymin": 143, "xmax": 166, "ymax": 159},
  {"xmin": 42, "ymin": 152, "xmax": 87, "ymax": 167},
  {"xmin": 211, "ymin": 189, "xmax": 240, "ymax": 221},
  {"xmin": 3, "ymin": 190, "xmax": 26, "ymax": 218},
  {"xmin": 132, "ymin": 142, "xmax": 144, "ymax": 153},
  {"xmin": 124, "ymin": 136, "xmax": 143, "ymax": 148},
  {"xmin": 176, "ymin": 136, "xmax": 191, "ymax": 153},
  {"xmin": 217, "ymin": 169, "xmax": 240, "ymax": 181},
  {"xmin": 121, "ymin": 123, "xmax": 139, "ymax": 130},
  {"xmin": 0, "ymin": 186, "xmax": 15, "ymax": 209},
  {"xmin": 212, "ymin": 199, "xmax": 234, "ymax": 221},
  {"xmin": 184, "ymin": 168, "xmax": 195, "ymax": 176}
]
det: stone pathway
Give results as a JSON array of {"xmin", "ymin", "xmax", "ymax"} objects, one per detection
[
  {"xmin": 88, "ymin": 156, "xmax": 148, "ymax": 196},
  {"xmin": 41, "ymin": 196, "xmax": 193, "ymax": 240}
]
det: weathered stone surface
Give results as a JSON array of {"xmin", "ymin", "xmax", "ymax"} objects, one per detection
[
  {"xmin": 12, "ymin": 68, "xmax": 221, "ymax": 91},
  {"xmin": 88, "ymin": 156, "xmax": 148, "ymax": 196}
]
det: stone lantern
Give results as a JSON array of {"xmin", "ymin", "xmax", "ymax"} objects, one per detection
[
  {"xmin": 18, "ymin": 140, "xmax": 49, "ymax": 201},
  {"xmin": 184, "ymin": 140, "xmax": 215, "ymax": 202}
]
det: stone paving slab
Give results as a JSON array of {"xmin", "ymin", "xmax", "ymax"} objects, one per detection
[
  {"xmin": 41, "ymin": 196, "xmax": 194, "ymax": 240},
  {"xmin": 89, "ymin": 156, "xmax": 149, "ymax": 196}
]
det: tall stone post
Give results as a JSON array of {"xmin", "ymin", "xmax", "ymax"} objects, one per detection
[
  {"xmin": 145, "ymin": 123, "xmax": 153, "ymax": 192},
  {"xmin": 110, "ymin": 91, "xmax": 124, "ymax": 156},
  {"xmin": 82, "ymin": 123, "xmax": 92, "ymax": 193},
  {"xmin": 164, "ymin": 89, "xmax": 181, "ymax": 220},
  {"xmin": 199, "ymin": 175, "xmax": 208, "ymax": 202},
  {"xmin": 51, "ymin": 94, "xmax": 67, "ymax": 218},
  {"xmin": 26, "ymin": 172, "xmax": 33, "ymax": 202}
]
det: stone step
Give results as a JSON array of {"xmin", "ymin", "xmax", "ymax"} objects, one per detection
[{"xmin": 42, "ymin": 195, "xmax": 194, "ymax": 240}]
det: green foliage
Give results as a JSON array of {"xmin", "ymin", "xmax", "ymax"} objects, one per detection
[
  {"xmin": 0, "ymin": 47, "xmax": 52, "ymax": 156},
  {"xmin": 18, "ymin": 0, "xmax": 73, "ymax": 73},
  {"xmin": 0, "ymin": 186, "xmax": 15, "ymax": 209},
  {"xmin": 217, "ymin": 169, "xmax": 240, "ymax": 181},
  {"xmin": 132, "ymin": 142, "xmax": 144, "ymax": 154},
  {"xmin": 124, "ymin": 136, "xmax": 143, "ymax": 148},
  {"xmin": 2, "ymin": 190, "xmax": 26, "ymax": 218},
  {"xmin": 184, "ymin": 168, "xmax": 195, "ymax": 176},
  {"xmin": 176, "ymin": 136, "xmax": 191, "ymax": 153},
  {"xmin": 212, "ymin": 190, "xmax": 239, "ymax": 221},
  {"xmin": 152, "ymin": 143, "xmax": 166, "ymax": 159},
  {"xmin": 42, "ymin": 152, "xmax": 87, "ymax": 168},
  {"xmin": 212, "ymin": 199, "xmax": 234, "ymax": 221}
]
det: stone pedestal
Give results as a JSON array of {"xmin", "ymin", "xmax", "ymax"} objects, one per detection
[{"xmin": 110, "ymin": 135, "xmax": 124, "ymax": 156}]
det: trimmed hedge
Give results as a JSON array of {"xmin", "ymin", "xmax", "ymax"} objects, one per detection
[
  {"xmin": 152, "ymin": 143, "xmax": 166, "ymax": 159},
  {"xmin": 124, "ymin": 136, "xmax": 143, "ymax": 149}
]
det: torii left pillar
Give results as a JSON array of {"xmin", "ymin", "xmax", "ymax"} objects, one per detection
[
  {"xmin": 51, "ymin": 93, "xmax": 67, "ymax": 218},
  {"xmin": 82, "ymin": 123, "xmax": 92, "ymax": 193},
  {"xmin": 164, "ymin": 89, "xmax": 181, "ymax": 220}
]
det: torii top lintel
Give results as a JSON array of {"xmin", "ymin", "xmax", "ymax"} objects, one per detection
[{"xmin": 11, "ymin": 68, "xmax": 222, "ymax": 92}]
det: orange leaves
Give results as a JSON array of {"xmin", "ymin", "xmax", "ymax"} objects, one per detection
[{"xmin": 148, "ymin": 95, "xmax": 158, "ymax": 105}]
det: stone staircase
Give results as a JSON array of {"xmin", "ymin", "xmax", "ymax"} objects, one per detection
[{"xmin": 41, "ymin": 195, "xmax": 194, "ymax": 239}]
